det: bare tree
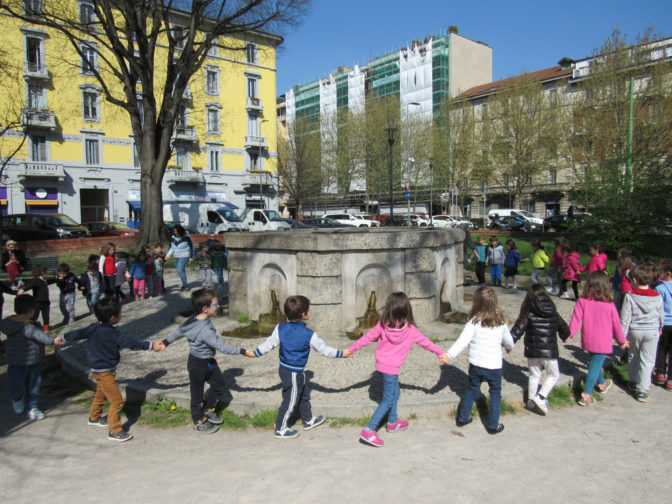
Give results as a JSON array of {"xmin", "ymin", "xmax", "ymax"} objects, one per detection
[{"xmin": 0, "ymin": 0, "xmax": 309, "ymax": 244}]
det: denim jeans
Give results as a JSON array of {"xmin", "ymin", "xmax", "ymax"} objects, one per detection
[
  {"xmin": 458, "ymin": 364, "xmax": 502, "ymax": 430},
  {"xmin": 86, "ymin": 292, "xmax": 101, "ymax": 314},
  {"xmin": 59, "ymin": 292, "xmax": 76, "ymax": 322},
  {"xmin": 490, "ymin": 264, "xmax": 502, "ymax": 286},
  {"xmin": 367, "ymin": 373, "xmax": 400, "ymax": 431},
  {"xmin": 584, "ymin": 353, "xmax": 607, "ymax": 395},
  {"xmin": 8, "ymin": 364, "xmax": 42, "ymax": 411},
  {"xmin": 214, "ymin": 267, "xmax": 224, "ymax": 285},
  {"xmin": 175, "ymin": 257, "xmax": 189, "ymax": 287}
]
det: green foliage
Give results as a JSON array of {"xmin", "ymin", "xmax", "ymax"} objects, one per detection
[
  {"xmin": 605, "ymin": 361, "xmax": 629, "ymax": 385},
  {"xmin": 451, "ymin": 395, "xmax": 517, "ymax": 418},
  {"xmin": 124, "ymin": 396, "xmax": 192, "ymax": 428},
  {"xmin": 250, "ymin": 409, "xmax": 278, "ymax": 428},
  {"xmin": 328, "ymin": 416, "xmax": 369, "ymax": 428},
  {"xmin": 237, "ymin": 313, "xmax": 250, "ymax": 324},
  {"xmin": 547, "ymin": 384, "xmax": 574, "ymax": 409}
]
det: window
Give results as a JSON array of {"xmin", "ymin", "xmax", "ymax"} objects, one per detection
[
  {"xmin": 207, "ymin": 37, "xmax": 219, "ymax": 57},
  {"xmin": 27, "ymin": 85, "xmax": 45, "ymax": 110},
  {"xmin": 24, "ymin": 0, "xmax": 42, "ymax": 16},
  {"xmin": 176, "ymin": 105, "xmax": 187, "ymax": 127},
  {"xmin": 79, "ymin": 1, "xmax": 96, "ymax": 29},
  {"xmin": 174, "ymin": 146, "xmax": 188, "ymax": 169},
  {"xmin": 81, "ymin": 46, "xmax": 96, "ymax": 74},
  {"xmin": 208, "ymin": 147, "xmax": 220, "ymax": 172},
  {"xmin": 206, "ymin": 67, "xmax": 219, "ymax": 95},
  {"xmin": 247, "ymin": 77, "xmax": 258, "ymax": 98},
  {"xmin": 30, "ymin": 135, "xmax": 47, "ymax": 161},
  {"xmin": 249, "ymin": 152, "xmax": 259, "ymax": 171},
  {"xmin": 206, "ymin": 107, "xmax": 220, "ymax": 134},
  {"xmin": 82, "ymin": 90, "xmax": 99, "ymax": 122},
  {"xmin": 172, "ymin": 26, "xmax": 186, "ymax": 50},
  {"xmin": 85, "ymin": 138, "xmax": 100, "ymax": 165},
  {"xmin": 133, "ymin": 143, "xmax": 140, "ymax": 167},
  {"xmin": 548, "ymin": 169, "xmax": 557, "ymax": 184},
  {"xmin": 246, "ymin": 43, "xmax": 257, "ymax": 64},
  {"xmin": 26, "ymin": 37, "xmax": 42, "ymax": 72},
  {"xmin": 247, "ymin": 114, "xmax": 259, "ymax": 137}
]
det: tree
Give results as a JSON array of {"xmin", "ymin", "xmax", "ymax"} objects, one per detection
[
  {"xmin": 0, "ymin": 0, "xmax": 309, "ymax": 244},
  {"xmin": 334, "ymin": 108, "xmax": 366, "ymax": 208},
  {"xmin": 567, "ymin": 29, "xmax": 672, "ymax": 250},
  {"xmin": 277, "ymin": 117, "xmax": 321, "ymax": 219}
]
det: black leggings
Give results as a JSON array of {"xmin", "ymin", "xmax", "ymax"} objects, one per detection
[
  {"xmin": 561, "ymin": 280, "xmax": 579, "ymax": 298},
  {"xmin": 32, "ymin": 301, "xmax": 50, "ymax": 326}
]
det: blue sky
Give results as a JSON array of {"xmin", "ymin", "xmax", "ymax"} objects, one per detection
[{"xmin": 275, "ymin": 0, "xmax": 672, "ymax": 94}]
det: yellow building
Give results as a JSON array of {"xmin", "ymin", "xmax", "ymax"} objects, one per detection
[{"xmin": 0, "ymin": 1, "xmax": 281, "ymax": 225}]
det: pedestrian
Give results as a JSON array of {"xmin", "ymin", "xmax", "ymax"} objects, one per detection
[
  {"xmin": 446, "ymin": 286, "xmax": 514, "ymax": 434},
  {"xmin": 653, "ymin": 259, "xmax": 672, "ymax": 390},
  {"xmin": 142, "ymin": 245, "xmax": 154, "ymax": 298},
  {"xmin": 246, "ymin": 294, "xmax": 349, "ymax": 439},
  {"xmin": 165, "ymin": 225, "xmax": 193, "ymax": 291},
  {"xmin": 128, "ymin": 251, "xmax": 148, "ymax": 300},
  {"xmin": 114, "ymin": 252, "xmax": 128, "ymax": 301},
  {"xmin": 511, "ymin": 284, "xmax": 570, "ymax": 415},
  {"xmin": 210, "ymin": 243, "xmax": 227, "ymax": 286},
  {"xmin": 2, "ymin": 240, "xmax": 27, "ymax": 288},
  {"xmin": 580, "ymin": 242, "xmax": 608, "ymax": 275},
  {"xmin": 60, "ymin": 296, "xmax": 163, "ymax": 442},
  {"xmin": 486, "ymin": 236, "xmax": 506, "ymax": 287},
  {"xmin": 560, "ymin": 246, "xmax": 581, "ymax": 300},
  {"xmin": 100, "ymin": 243, "xmax": 118, "ymax": 298},
  {"xmin": 19, "ymin": 265, "xmax": 55, "ymax": 332},
  {"xmin": 347, "ymin": 292, "xmax": 448, "ymax": 447},
  {"xmin": 467, "ymin": 234, "xmax": 488, "ymax": 285},
  {"xmin": 161, "ymin": 288, "xmax": 247, "ymax": 434},
  {"xmin": 503, "ymin": 239, "xmax": 525, "ymax": 289},
  {"xmin": 530, "ymin": 239, "xmax": 550, "ymax": 286},
  {"xmin": 79, "ymin": 258, "xmax": 103, "ymax": 315},
  {"xmin": 548, "ymin": 237, "xmax": 567, "ymax": 295},
  {"xmin": 195, "ymin": 243, "xmax": 213, "ymax": 288},
  {"xmin": 56, "ymin": 263, "xmax": 81, "ymax": 326},
  {"xmin": 152, "ymin": 244, "xmax": 164, "ymax": 296},
  {"xmin": 567, "ymin": 271, "xmax": 628, "ymax": 406}
]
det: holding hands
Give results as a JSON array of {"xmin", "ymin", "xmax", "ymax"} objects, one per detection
[
  {"xmin": 152, "ymin": 341, "xmax": 166, "ymax": 352},
  {"xmin": 245, "ymin": 349, "xmax": 255, "ymax": 358},
  {"xmin": 53, "ymin": 336, "xmax": 65, "ymax": 346},
  {"xmin": 342, "ymin": 349, "xmax": 352, "ymax": 358},
  {"xmin": 439, "ymin": 353, "xmax": 451, "ymax": 365}
]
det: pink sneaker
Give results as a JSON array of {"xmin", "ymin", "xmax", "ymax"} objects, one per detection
[
  {"xmin": 386, "ymin": 420, "xmax": 409, "ymax": 433},
  {"xmin": 360, "ymin": 429, "xmax": 384, "ymax": 447}
]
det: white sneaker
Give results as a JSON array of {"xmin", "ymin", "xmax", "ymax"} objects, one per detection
[
  {"xmin": 531, "ymin": 395, "xmax": 549, "ymax": 415},
  {"xmin": 560, "ymin": 292, "xmax": 571, "ymax": 299},
  {"xmin": 27, "ymin": 407, "xmax": 46, "ymax": 421},
  {"xmin": 12, "ymin": 398, "xmax": 24, "ymax": 414}
]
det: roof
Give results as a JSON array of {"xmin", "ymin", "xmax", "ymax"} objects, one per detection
[{"xmin": 456, "ymin": 65, "xmax": 573, "ymax": 101}]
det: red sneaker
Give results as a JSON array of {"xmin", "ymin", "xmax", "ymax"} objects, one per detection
[
  {"xmin": 665, "ymin": 380, "xmax": 672, "ymax": 391},
  {"xmin": 653, "ymin": 373, "xmax": 666, "ymax": 385},
  {"xmin": 43, "ymin": 324, "xmax": 49, "ymax": 332}
]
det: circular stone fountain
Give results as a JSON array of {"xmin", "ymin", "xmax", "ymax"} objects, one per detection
[{"xmin": 226, "ymin": 227, "xmax": 465, "ymax": 333}]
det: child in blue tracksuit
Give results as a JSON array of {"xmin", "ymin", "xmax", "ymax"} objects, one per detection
[
  {"xmin": 247, "ymin": 295, "xmax": 349, "ymax": 439},
  {"xmin": 504, "ymin": 239, "xmax": 525, "ymax": 289},
  {"xmin": 486, "ymin": 236, "xmax": 506, "ymax": 287}
]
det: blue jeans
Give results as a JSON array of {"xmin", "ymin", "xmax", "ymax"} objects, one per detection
[
  {"xmin": 490, "ymin": 264, "xmax": 502, "ymax": 286},
  {"xmin": 458, "ymin": 364, "xmax": 502, "ymax": 430},
  {"xmin": 214, "ymin": 267, "xmax": 224, "ymax": 285},
  {"xmin": 59, "ymin": 292, "xmax": 76, "ymax": 321},
  {"xmin": 175, "ymin": 257, "xmax": 189, "ymax": 287},
  {"xmin": 86, "ymin": 292, "xmax": 101, "ymax": 314},
  {"xmin": 367, "ymin": 373, "xmax": 400, "ymax": 431},
  {"xmin": 584, "ymin": 353, "xmax": 607, "ymax": 395},
  {"xmin": 8, "ymin": 364, "xmax": 42, "ymax": 411}
]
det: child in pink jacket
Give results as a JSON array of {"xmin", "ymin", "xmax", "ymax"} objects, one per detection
[
  {"xmin": 561, "ymin": 247, "xmax": 581, "ymax": 299},
  {"xmin": 568, "ymin": 271, "xmax": 628, "ymax": 405},
  {"xmin": 580, "ymin": 242, "xmax": 608, "ymax": 275},
  {"xmin": 348, "ymin": 292, "xmax": 448, "ymax": 447}
]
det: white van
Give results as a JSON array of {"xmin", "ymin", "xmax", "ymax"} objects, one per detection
[
  {"xmin": 487, "ymin": 209, "xmax": 543, "ymax": 230},
  {"xmin": 323, "ymin": 212, "xmax": 375, "ymax": 227},
  {"xmin": 163, "ymin": 202, "xmax": 248, "ymax": 233},
  {"xmin": 238, "ymin": 209, "xmax": 291, "ymax": 231}
]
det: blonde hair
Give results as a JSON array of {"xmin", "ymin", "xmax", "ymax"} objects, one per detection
[{"xmin": 468, "ymin": 286, "xmax": 504, "ymax": 328}]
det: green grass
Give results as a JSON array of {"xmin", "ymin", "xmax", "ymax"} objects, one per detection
[
  {"xmin": 605, "ymin": 361, "xmax": 629, "ymax": 385},
  {"xmin": 218, "ymin": 410, "xmax": 250, "ymax": 430},
  {"xmin": 547, "ymin": 384, "xmax": 575, "ymax": 409},
  {"xmin": 328, "ymin": 416, "xmax": 369, "ymax": 428},
  {"xmin": 124, "ymin": 397, "xmax": 192, "ymax": 428},
  {"xmin": 451, "ymin": 395, "xmax": 517, "ymax": 418},
  {"xmin": 237, "ymin": 313, "xmax": 250, "ymax": 324},
  {"xmin": 250, "ymin": 409, "xmax": 278, "ymax": 428}
]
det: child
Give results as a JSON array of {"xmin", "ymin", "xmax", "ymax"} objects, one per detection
[
  {"xmin": 614, "ymin": 248, "xmax": 634, "ymax": 313},
  {"xmin": 653, "ymin": 259, "xmax": 672, "ymax": 389},
  {"xmin": 61, "ymin": 296, "xmax": 162, "ymax": 442},
  {"xmin": 561, "ymin": 246, "xmax": 581, "ymax": 300},
  {"xmin": 530, "ymin": 240, "xmax": 550, "ymax": 286},
  {"xmin": 503, "ymin": 239, "xmax": 525, "ymax": 289},
  {"xmin": 162, "ymin": 288, "xmax": 247, "ymax": 434},
  {"xmin": 114, "ymin": 252, "xmax": 128, "ymax": 301},
  {"xmin": 348, "ymin": 292, "xmax": 447, "ymax": 447},
  {"xmin": 580, "ymin": 242, "xmax": 607, "ymax": 275},
  {"xmin": 2, "ymin": 240, "xmax": 26, "ymax": 287},
  {"xmin": 211, "ymin": 243, "xmax": 227, "ymax": 286},
  {"xmin": 128, "ymin": 251, "xmax": 148, "ymax": 300},
  {"xmin": 620, "ymin": 265, "xmax": 664, "ymax": 402},
  {"xmin": 568, "ymin": 271, "xmax": 628, "ymax": 406},
  {"xmin": 0, "ymin": 294, "xmax": 65, "ymax": 420},
  {"xmin": 152, "ymin": 244, "xmax": 164, "ymax": 296},
  {"xmin": 467, "ymin": 235, "xmax": 488, "ymax": 285},
  {"xmin": 19, "ymin": 265, "xmax": 56, "ymax": 332},
  {"xmin": 143, "ymin": 245, "xmax": 154, "ymax": 298},
  {"xmin": 486, "ymin": 236, "xmax": 506, "ymax": 287},
  {"xmin": 512, "ymin": 285, "xmax": 570, "ymax": 415},
  {"xmin": 446, "ymin": 286, "xmax": 514, "ymax": 434},
  {"xmin": 195, "ymin": 243, "xmax": 213, "ymax": 288},
  {"xmin": 247, "ymin": 294, "xmax": 348, "ymax": 439},
  {"xmin": 547, "ymin": 237, "xmax": 567, "ymax": 294},
  {"xmin": 56, "ymin": 263, "xmax": 80, "ymax": 326},
  {"xmin": 126, "ymin": 253, "xmax": 136, "ymax": 301},
  {"xmin": 80, "ymin": 259, "xmax": 103, "ymax": 315},
  {"xmin": 101, "ymin": 243, "xmax": 118, "ymax": 297}
]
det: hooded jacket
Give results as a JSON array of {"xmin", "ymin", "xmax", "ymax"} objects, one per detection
[
  {"xmin": 163, "ymin": 315, "xmax": 245, "ymax": 360},
  {"xmin": 654, "ymin": 281, "xmax": 672, "ymax": 326},
  {"xmin": 0, "ymin": 315, "xmax": 54, "ymax": 366},
  {"xmin": 580, "ymin": 252, "xmax": 607, "ymax": 274},
  {"xmin": 512, "ymin": 295, "xmax": 570, "ymax": 358},
  {"xmin": 349, "ymin": 321, "xmax": 443, "ymax": 375},
  {"xmin": 532, "ymin": 249, "xmax": 550, "ymax": 269},
  {"xmin": 447, "ymin": 320, "xmax": 514, "ymax": 369},
  {"xmin": 563, "ymin": 251, "xmax": 581, "ymax": 282},
  {"xmin": 620, "ymin": 288, "xmax": 665, "ymax": 334}
]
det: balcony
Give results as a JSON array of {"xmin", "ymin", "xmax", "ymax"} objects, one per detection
[
  {"xmin": 19, "ymin": 162, "xmax": 66, "ymax": 182},
  {"xmin": 174, "ymin": 125, "xmax": 198, "ymax": 143},
  {"xmin": 23, "ymin": 62, "xmax": 49, "ymax": 80},
  {"xmin": 246, "ymin": 96, "xmax": 263, "ymax": 112},
  {"xmin": 22, "ymin": 109, "xmax": 56, "ymax": 131},
  {"xmin": 244, "ymin": 135, "xmax": 268, "ymax": 149},
  {"xmin": 165, "ymin": 168, "xmax": 204, "ymax": 185}
]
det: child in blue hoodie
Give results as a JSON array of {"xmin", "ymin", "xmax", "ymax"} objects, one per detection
[
  {"xmin": 504, "ymin": 239, "xmax": 525, "ymax": 289},
  {"xmin": 653, "ymin": 259, "xmax": 672, "ymax": 389}
]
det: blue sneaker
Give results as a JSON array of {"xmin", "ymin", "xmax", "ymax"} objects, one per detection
[
  {"xmin": 636, "ymin": 392, "xmax": 649, "ymax": 403},
  {"xmin": 302, "ymin": 415, "xmax": 325, "ymax": 430},
  {"xmin": 274, "ymin": 428, "xmax": 299, "ymax": 439}
]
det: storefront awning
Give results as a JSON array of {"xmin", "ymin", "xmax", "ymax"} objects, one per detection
[
  {"xmin": 25, "ymin": 200, "xmax": 58, "ymax": 206},
  {"xmin": 127, "ymin": 200, "xmax": 141, "ymax": 211}
]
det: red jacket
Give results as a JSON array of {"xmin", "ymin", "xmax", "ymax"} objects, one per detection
[{"xmin": 103, "ymin": 255, "xmax": 117, "ymax": 276}]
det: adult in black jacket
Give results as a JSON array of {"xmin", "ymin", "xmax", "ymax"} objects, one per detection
[{"xmin": 511, "ymin": 285, "xmax": 570, "ymax": 415}]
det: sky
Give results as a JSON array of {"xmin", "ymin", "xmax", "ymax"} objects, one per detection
[{"xmin": 275, "ymin": 0, "xmax": 672, "ymax": 95}]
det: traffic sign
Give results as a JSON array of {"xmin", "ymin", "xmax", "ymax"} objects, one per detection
[{"xmin": 405, "ymin": 190, "xmax": 411, "ymax": 200}]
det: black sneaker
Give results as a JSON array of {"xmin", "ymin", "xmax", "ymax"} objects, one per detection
[
  {"xmin": 194, "ymin": 419, "xmax": 219, "ymax": 434},
  {"xmin": 204, "ymin": 410, "xmax": 224, "ymax": 425},
  {"xmin": 486, "ymin": 423, "xmax": 505, "ymax": 435},
  {"xmin": 108, "ymin": 430, "xmax": 133, "ymax": 442},
  {"xmin": 456, "ymin": 417, "xmax": 473, "ymax": 427},
  {"xmin": 88, "ymin": 415, "xmax": 109, "ymax": 427}
]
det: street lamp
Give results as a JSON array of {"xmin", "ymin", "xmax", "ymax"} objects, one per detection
[
  {"xmin": 428, "ymin": 157, "xmax": 434, "ymax": 226},
  {"xmin": 385, "ymin": 127, "xmax": 397, "ymax": 222}
]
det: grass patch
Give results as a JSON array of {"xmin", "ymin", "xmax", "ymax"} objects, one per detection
[
  {"xmin": 547, "ymin": 384, "xmax": 574, "ymax": 409},
  {"xmin": 451, "ymin": 395, "xmax": 517, "ymax": 418},
  {"xmin": 237, "ymin": 313, "xmax": 250, "ymax": 324},
  {"xmin": 328, "ymin": 416, "xmax": 369, "ymax": 428},
  {"xmin": 605, "ymin": 361, "xmax": 629, "ymax": 385},
  {"xmin": 218, "ymin": 410, "xmax": 249, "ymax": 430},
  {"xmin": 250, "ymin": 409, "xmax": 278, "ymax": 428},
  {"xmin": 123, "ymin": 396, "xmax": 192, "ymax": 428}
]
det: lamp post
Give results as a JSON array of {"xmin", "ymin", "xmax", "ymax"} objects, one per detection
[
  {"xmin": 428, "ymin": 157, "xmax": 434, "ymax": 226},
  {"xmin": 385, "ymin": 127, "xmax": 397, "ymax": 222}
]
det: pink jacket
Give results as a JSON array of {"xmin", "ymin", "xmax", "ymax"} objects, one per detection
[
  {"xmin": 348, "ymin": 321, "xmax": 443, "ymax": 375},
  {"xmin": 569, "ymin": 298, "xmax": 626, "ymax": 354},
  {"xmin": 580, "ymin": 253, "xmax": 607, "ymax": 274},
  {"xmin": 551, "ymin": 248, "xmax": 565, "ymax": 271},
  {"xmin": 563, "ymin": 251, "xmax": 581, "ymax": 282}
]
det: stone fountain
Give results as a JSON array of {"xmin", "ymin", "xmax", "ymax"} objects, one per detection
[{"xmin": 226, "ymin": 227, "xmax": 465, "ymax": 333}]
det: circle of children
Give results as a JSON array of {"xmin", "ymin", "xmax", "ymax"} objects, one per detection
[{"xmin": 2, "ymin": 236, "xmax": 671, "ymax": 447}]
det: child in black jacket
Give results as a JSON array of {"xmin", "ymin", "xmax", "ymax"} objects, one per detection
[
  {"xmin": 56, "ymin": 263, "xmax": 81, "ymax": 326},
  {"xmin": 79, "ymin": 259, "xmax": 103, "ymax": 315},
  {"xmin": 19, "ymin": 265, "xmax": 56, "ymax": 332},
  {"xmin": 512, "ymin": 284, "xmax": 570, "ymax": 415}
]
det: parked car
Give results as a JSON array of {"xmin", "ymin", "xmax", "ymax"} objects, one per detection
[
  {"xmin": 282, "ymin": 218, "xmax": 315, "ymax": 229},
  {"xmin": 488, "ymin": 214, "xmax": 531, "ymax": 232},
  {"xmin": 544, "ymin": 213, "xmax": 590, "ymax": 232},
  {"xmin": 383, "ymin": 214, "xmax": 415, "ymax": 227},
  {"xmin": 302, "ymin": 217, "xmax": 348, "ymax": 228},
  {"xmin": 487, "ymin": 209, "xmax": 543, "ymax": 231},
  {"xmin": 84, "ymin": 221, "xmax": 138, "ymax": 237},
  {"xmin": 323, "ymin": 213, "xmax": 377, "ymax": 227},
  {"xmin": 450, "ymin": 215, "xmax": 478, "ymax": 230},
  {"xmin": 353, "ymin": 214, "xmax": 381, "ymax": 227},
  {"xmin": 2, "ymin": 213, "xmax": 90, "ymax": 240},
  {"xmin": 403, "ymin": 213, "xmax": 430, "ymax": 226},
  {"xmin": 430, "ymin": 215, "xmax": 457, "ymax": 228}
]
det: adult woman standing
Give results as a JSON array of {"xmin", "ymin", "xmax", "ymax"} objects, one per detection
[{"xmin": 165, "ymin": 225, "xmax": 193, "ymax": 291}]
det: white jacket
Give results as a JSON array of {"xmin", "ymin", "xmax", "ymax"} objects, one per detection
[{"xmin": 447, "ymin": 320, "xmax": 514, "ymax": 370}]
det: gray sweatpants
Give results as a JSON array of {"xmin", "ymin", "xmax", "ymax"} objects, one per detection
[{"xmin": 627, "ymin": 329, "xmax": 660, "ymax": 393}]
